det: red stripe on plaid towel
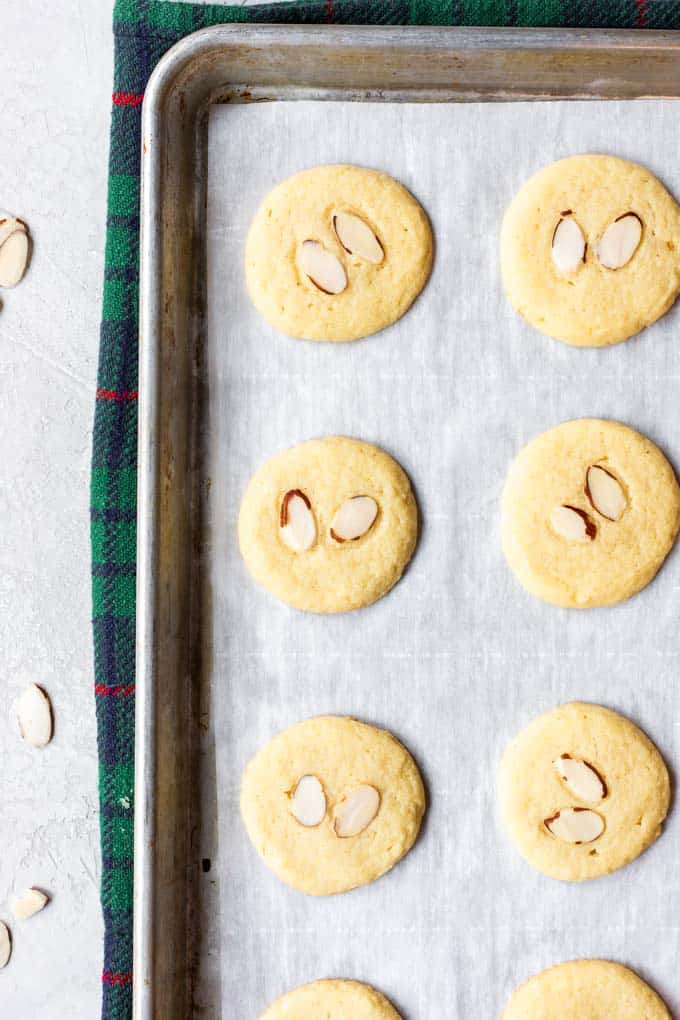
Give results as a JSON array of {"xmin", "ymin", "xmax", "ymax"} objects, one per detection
[
  {"xmin": 636, "ymin": 0, "xmax": 647, "ymax": 27},
  {"xmin": 96, "ymin": 389, "xmax": 139, "ymax": 402},
  {"xmin": 95, "ymin": 684, "xmax": 136, "ymax": 697},
  {"xmin": 112, "ymin": 91, "xmax": 144, "ymax": 107},
  {"xmin": 102, "ymin": 970, "xmax": 133, "ymax": 986}
]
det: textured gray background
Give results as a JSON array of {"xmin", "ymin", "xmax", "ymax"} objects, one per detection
[
  {"xmin": 1, "ymin": 3, "xmax": 111, "ymax": 1015},
  {"xmin": 205, "ymin": 99, "xmax": 680, "ymax": 1019}
]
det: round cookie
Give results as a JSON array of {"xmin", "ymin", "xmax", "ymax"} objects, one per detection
[
  {"xmin": 498, "ymin": 702, "xmax": 670, "ymax": 882},
  {"xmin": 501, "ymin": 960, "xmax": 670, "ymax": 1020},
  {"xmin": 260, "ymin": 980, "xmax": 402, "ymax": 1020},
  {"xmin": 245, "ymin": 164, "xmax": 433, "ymax": 342},
  {"xmin": 501, "ymin": 154, "xmax": 680, "ymax": 347},
  {"xmin": 241, "ymin": 715, "xmax": 425, "ymax": 896},
  {"xmin": 238, "ymin": 436, "xmax": 418, "ymax": 613},
  {"xmin": 501, "ymin": 418, "xmax": 680, "ymax": 608}
]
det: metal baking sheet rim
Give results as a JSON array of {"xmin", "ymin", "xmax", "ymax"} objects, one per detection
[{"xmin": 135, "ymin": 24, "xmax": 680, "ymax": 1020}]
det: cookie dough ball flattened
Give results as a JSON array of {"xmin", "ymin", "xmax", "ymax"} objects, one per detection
[
  {"xmin": 238, "ymin": 436, "xmax": 418, "ymax": 613},
  {"xmin": 502, "ymin": 419, "xmax": 680, "ymax": 608},
  {"xmin": 241, "ymin": 716, "xmax": 426, "ymax": 896},
  {"xmin": 501, "ymin": 960, "xmax": 671, "ymax": 1020},
  {"xmin": 245, "ymin": 164, "xmax": 433, "ymax": 342},
  {"xmin": 260, "ymin": 980, "xmax": 402, "ymax": 1020},
  {"xmin": 501, "ymin": 155, "xmax": 680, "ymax": 347},
  {"xmin": 499, "ymin": 703, "xmax": 670, "ymax": 882}
]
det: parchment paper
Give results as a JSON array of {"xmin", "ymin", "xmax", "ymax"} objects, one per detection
[{"xmin": 204, "ymin": 99, "xmax": 680, "ymax": 1019}]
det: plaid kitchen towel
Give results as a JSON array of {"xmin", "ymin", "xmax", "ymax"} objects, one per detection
[{"xmin": 92, "ymin": 1, "xmax": 680, "ymax": 1016}]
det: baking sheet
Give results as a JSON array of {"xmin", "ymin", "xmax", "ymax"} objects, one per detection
[{"xmin": 204, "ymin": 98, "xmax": 680, "ymax": 1019}]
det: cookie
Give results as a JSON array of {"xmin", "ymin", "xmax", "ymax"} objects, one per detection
[
  {"xmin": 245, "ymin": 164, "xmax": 433, "ymax": 341},
  {"xmin": 260, "ymin": 980, "xmax": 402, "ymax": 1020},
  {"xmin": 501, "ymin": 154, "xmax": 680, "ymax": 347},
  {"xmin": 241, "ymin": 716, "xmax": 425, "ymax": 896},
  {"xmin": 238, "ymin": 436, "xmax": 418, "ymax": 613},
  {"xmin": 501, "ymin": 960, "xmax": 670, "ymax": 1020},
  {"xmin": 499, "ymin": 702, "xmax": 670, "ymax": 882},
  {"xmin": 501, "ymin": 418, "xmax": 680, "ymax": 608}
]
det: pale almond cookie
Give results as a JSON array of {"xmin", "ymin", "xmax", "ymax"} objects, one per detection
[
  {"xmin": 502, "ymin": 418, "xmax": 680, "ymax": 608},
  {"xmin": 259, "ymin": 980, "xmax": 403, "ymax": 1020},
  {"xmin": 245, "ymin": 164, "xmax": 433, "ymax": 342},
  {"xmin": 501, "ymin": 154, "xmax": 680, "ymax": 347},
  {"xmin": 238, "ymin": 436, "xmax": 417, "ymax": 613},
  {"xmin": 241, "ymin": 716, "xmax": 425, "ymax": 896},
  {"xmin": 498, "ymin": 702, "xmax": 670, "ymax": 882},
  {"xmin": 501, "ymin": 960, "xmax": 671, "ymax": 1020}
]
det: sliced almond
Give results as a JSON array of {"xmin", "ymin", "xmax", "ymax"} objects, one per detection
[
  {"xmin": 330, "ymin": 496, "xmax": 378, "ymax": 543},
  {"xmin": 0, "ymin": 214, "xmax": 27, "ymax": 248},
  {"xmin": 596, "ymin": 212, "xmax": 642, "ymax": 270},
  {"xmin": 333, "ymin": 784, "xmax": 380, "ymax": 838},
  {"xmin": 333, "ymin": 211, "xmax": 384, "ymax": 265},
  {"xmin": 299, "ymin": 240, "xmax": 347, "ymax": 294},
  {"xmin": 544, "ymin": 807, "xmax": 605, "ymax": 844},
  {"xmin": 11, "ymin": 888, "xmax": 49, "ymax": 921},
  {"xmin": 551, "ymin": 216, "xmax": 586, "ymax": 274},
  {"xmin": 0, "ymin": 228, "xmax": 29, "ymax": 288},
  {"xmin": 0, "ymin": 921, "xmax": 11, "ymax": 968},
  {"xmin": 549, "ymin": 505, "xmax": 596, "ymax": 542},
  {"xmin": 279, "ymin": 489, "xmax": 316, "ymax": 552},
  {"xmin": 17, "ymin": 683, "xmax": 53, "ymax": 748},
  {"xmin": 585, "ymin": 465, "xmax": 627, "ymax": 522},
  {"xmin": 554, "ymin": 754, "xmax": 606, "ymax": 802},
  {"xmin": 290, "ymin": 775, "xmax": 326, "ymax": 827}
]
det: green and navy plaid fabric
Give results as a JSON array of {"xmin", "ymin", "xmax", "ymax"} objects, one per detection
[{"xmin": 93, "ymin": 1, "xmax": 680, "ymax": 1016}]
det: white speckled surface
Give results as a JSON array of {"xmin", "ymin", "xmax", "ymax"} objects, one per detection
[{"xmin": 1, "ymin": 2, "xmax": 111, "ymax": 1013}]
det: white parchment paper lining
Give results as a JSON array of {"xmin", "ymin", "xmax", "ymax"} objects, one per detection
[{"xmin": 205, "ymin": 99, "xmax": 680, "ymax": 1019}]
